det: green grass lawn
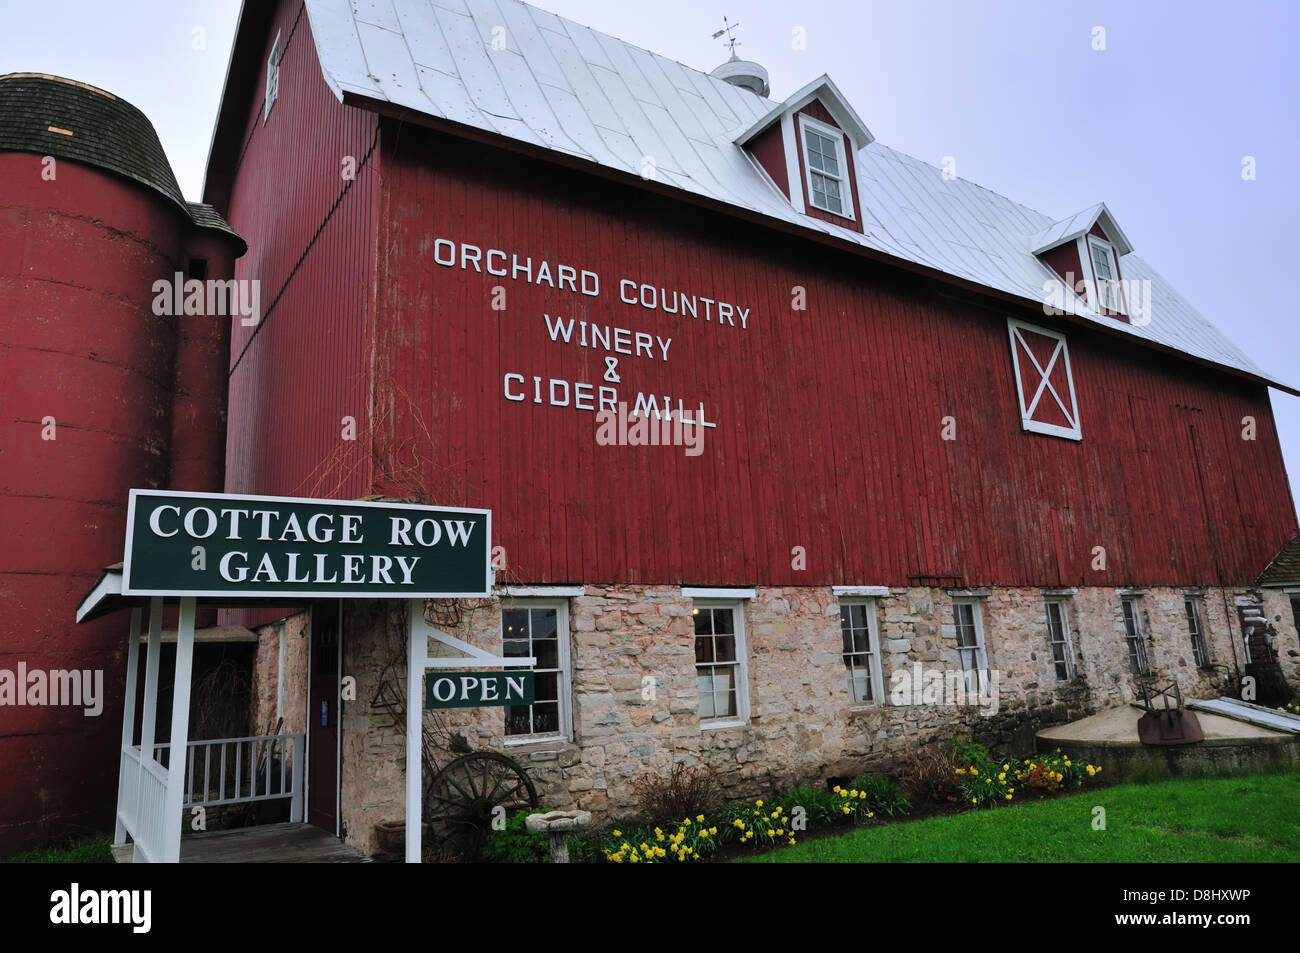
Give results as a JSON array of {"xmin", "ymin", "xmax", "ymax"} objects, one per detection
[
  {"xmin": 738, "ymin": 769, "xmax": 1300, "ymax": 863},
  {"xmin": 3, "ymin": 835, "xmax": 114, "ymax": 864}
]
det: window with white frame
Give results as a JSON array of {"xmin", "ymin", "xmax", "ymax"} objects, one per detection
[
  {"xmin": 693, "ymin": 601, "xmax": 748, "ymax": 726},
  {"xmin": 839, "ymin": 599, "xmax": 883, "ymax": 703},
  {"xmin": 799, "ymin": 115, "xmax": 853, "ymax": 219},
  {"xmin": 264, "ymin": 30, "xmax": 281, "ymax": 123},
  {"xmin": 1122, "ymin": 597, "xmax": 1150, "ymax": 674},
  {"xmin": 1088, "ymin": 236, "xmax": 1124, "ymax": 313},
  {"xmin": 952, "ymin": 599, "xmax": 989, "ymax": 691},
  {"xmin": 501, "ymin": 600, "xmax": 571, "ymax": 740},
  {"xmin": 1045, "ymin": 598, "xmax": 1076, "ymax": 680},
  {"xmin": 1007, "ymin": 318, "xmax": 1082, "ymax": 441},
  {"xmin": 1185, "ymin": 597, "xmax": 1210, "ymax": 668}
]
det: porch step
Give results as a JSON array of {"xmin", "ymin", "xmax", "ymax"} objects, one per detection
[{"xmin": 179, "ymin": 822, "xmax": 370, "ymax": 863}]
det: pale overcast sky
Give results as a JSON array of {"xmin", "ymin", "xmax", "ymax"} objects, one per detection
[{"xmin": 2, "ymin": 0, "xmax": 1297, "ymax": 509}]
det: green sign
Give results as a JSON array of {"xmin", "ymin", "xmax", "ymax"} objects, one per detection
[
  {"xmin": 123, "ymin": 489, "xmax": 491, "ymax": 598},
  {"xmin": 425, "ymin": 670, "xmax": 534, "ymax": 709}
]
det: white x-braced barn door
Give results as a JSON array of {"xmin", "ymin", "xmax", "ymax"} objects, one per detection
[{"xmin": 1007, "ymin": 318, "xmax": 1082, "ymax": 441}]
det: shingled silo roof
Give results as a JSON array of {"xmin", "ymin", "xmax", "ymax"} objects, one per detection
[{"xmin": 0, "ymin": 73, "xmax": 243, "ymax": 251}]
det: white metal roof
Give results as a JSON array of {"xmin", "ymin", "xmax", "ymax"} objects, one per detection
[{"xmin": 302, "ymin": 0, "xmax": 1290, "ymax": 391}]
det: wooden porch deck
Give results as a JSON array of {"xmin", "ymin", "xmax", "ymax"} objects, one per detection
[{"xmin": 176, "ymin": 823, "xmax": 371, "ymax": 863}]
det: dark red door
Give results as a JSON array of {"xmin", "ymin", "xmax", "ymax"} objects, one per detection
[{"xmin": 308, "ymin": 600, "xmax": 340, "ymax": 833}]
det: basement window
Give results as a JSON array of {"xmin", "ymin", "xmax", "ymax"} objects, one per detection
[
  {"xmin": 952, "ymin": 599, "xmax": 989, "ymax": 692},
  {"xmin": 501, "ymin": 601, "xmax": 571, "ymax": 742},
  {"xmin": 1185, "ymin": 597, "xmax": 1210, "ymax": 668},
  {"xmin": 1045, "ymin": 598, "xmax": 1076, "ymax": 681},
  {"xmin": 839, "ymin": 599, "xmax": 883, "ymax": 704},
  {"xmin": 799, "ymin": 115, "xmax": 853, "ymax": 219},
  {"xmin": 264, "ymin": 30, "xmax": 281, "ymax": 123},
  {"xmin": 1122, "ymin": 598, "xmax": 1150, "ymax": 674},
  {"xmin": 693, "ymin": 600, "xmax": 749, "ymax": 728}
]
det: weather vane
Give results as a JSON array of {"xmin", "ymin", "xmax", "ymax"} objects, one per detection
[{"xmin": 711, "ymin": 16, "xmax": 741, "ymax": 57}]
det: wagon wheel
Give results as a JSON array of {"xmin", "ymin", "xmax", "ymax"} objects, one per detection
[{"xmin": 423, "ymin": 752, "xmax": 538, "ymax": 861}]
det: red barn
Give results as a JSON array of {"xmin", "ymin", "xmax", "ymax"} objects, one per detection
[{"xmin": 199, "ymin": 0, "xmax": 1298, "ymax": 853}]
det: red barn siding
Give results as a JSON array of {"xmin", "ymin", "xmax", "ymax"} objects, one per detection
[
  {"xmin": 363, "ymin": 123, "xmax": 1295, "ymax": 589},
  {"xmin": 747, "ymin": 121, "xmax": 788, "ymax": 198},
  {"xmin": 214, "ymin": 0, "xmax": 379, "ymax": 628},
  {"xmin": 220, "ymin": 0, "xmax": 378, "ymax": 503}
]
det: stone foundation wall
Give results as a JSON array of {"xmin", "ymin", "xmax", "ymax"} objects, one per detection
[
  {"xmin": 309, "ymin": 583, "xmax": 1300, "ymax": 855},
  {"xmin": 1260, "ymin": 588, "xmax": 1300, "ymax": 684},
  {"xmin": 249, "ymin": 613, "xmax": 309, "ymax": 738}
]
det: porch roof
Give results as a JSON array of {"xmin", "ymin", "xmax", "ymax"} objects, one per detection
[{"xmin": 75, "ymin": 563, "xmax": 308, "ymax": 624}]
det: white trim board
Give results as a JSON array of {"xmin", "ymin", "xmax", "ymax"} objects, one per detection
[
  {"xmin": 501, "ymin": 585, "xmax": 584, "ymax": 598},
  {"xmin": 682, "ymin": 587, "xmax": 756, "ymax": 600},
  {"xmin": 832, "ymin": 586, "xmax": 891, "ymax": 597}
]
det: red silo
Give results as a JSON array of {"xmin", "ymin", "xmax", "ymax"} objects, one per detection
[{"xmin": 0, "ymin": 73, "xmax": 244, "ymax": 851}]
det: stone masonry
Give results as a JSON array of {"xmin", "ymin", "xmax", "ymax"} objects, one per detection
[{"xmin": 251, "ymin": 584, "xmax": 1300, "ymax": 855}]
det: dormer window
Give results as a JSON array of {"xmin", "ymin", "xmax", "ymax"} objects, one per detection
[
  {"xmin": 733, "ymin": 76, "xmax": 873, "ymax": 231},
  {"xmin": 1087, "ymin": 236, "xmax": 1123, "ymax": 313},
  {"xmin": 264, "ymin": 30, "xmax": 281, "ymax": 124},
  {"xmin": 1031, "ymin": 203, "xmax": 1134, "ymax": 322},
  {"xmin": 799, "ymin": 115, "xmax": 853, "ymax": 219},
  {"xmin": 800, "ymin": 115, "xmax": 852, "ymax": 219}
]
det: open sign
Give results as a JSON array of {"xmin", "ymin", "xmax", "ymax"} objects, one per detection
[{"xmin": 425, "ymin": 671, "xmax": 534, "ymax": 709}]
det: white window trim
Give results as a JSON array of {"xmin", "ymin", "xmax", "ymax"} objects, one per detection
[
  {"xmin": 832, "ymin": 585, "xmax": 890, "ymax": 597},
  {"xmin": 1007, "ymin": 317, "xmax": 1082, "ymax": 441},
  {"xmin": 682, "ymin": 586, "xmax": 755, "ymax": 600},
  {"xmin": 1121, "ymin": 596, "xmax": 1150, "ymax": 674},
  {"xmin": 263, "ymin": 30, "xmax": 281, "ymax": 124},
  {"xmin": 952, "ymin": 597, "xmax": 990, "ymax": 691},
  {"xmin": 1185, "ymin": 596, "xmax": 1211, "ymax": 668},
  {"xmin": 501, "ymin": 597, "xmax": 573, "ymax": 746},
  {"xmin": 501, "ymin": 585, "xmax": 584, "ymax": 598},
  {"xmin": 691, "ymin": 598, "xmax": 750, "ymax": 730},
  {"xmin": 797, "ymin": 113, "xmax": 855, "ymax": 221},
  {"xmin": 838, "ymin": 597, "xmax": 885, "ymax": 706},
  {"xmin": 780, "ymin": 111, "xmax": 805, "ymax": 213},
  {"xmin": 1082, "ymin": 235, "xmax": 1125, "ymax": 314},
  {"xmin": 1045, "ymin": 596, "xmax": 1077, "ymax": 681}
]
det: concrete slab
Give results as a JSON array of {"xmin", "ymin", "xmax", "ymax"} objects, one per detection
[{"xmin": 1038, "ymin": 703, "xmax": 1290, "ymax": 748}]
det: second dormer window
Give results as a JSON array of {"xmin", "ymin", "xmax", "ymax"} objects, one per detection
[
  {"xmin": 800, "ymin": 115, "xmax": 853, "ymax": 219},
  {"xmin": 1088, "ymin": 236, "xmax": 1123, "ymax": 312}
]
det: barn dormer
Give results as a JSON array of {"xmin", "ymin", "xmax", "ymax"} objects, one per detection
[
  {"xmin": 733, "ymin": 75, "xmax": 873, "ymax": 234},
  {"xmin": 1031, "ymin": 203, "xmax": 1135, "ymax": 321}
]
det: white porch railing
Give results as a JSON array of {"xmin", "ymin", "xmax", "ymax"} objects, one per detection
[
  {"xmin": 151, "ymin": 733, "xmax": 304, "ymax": 818},
  {"xmin": 117, "ymin": 744, "xmax": 170, "ymax": 863},
  {"xmin": 118, "ymin": 733, "xmax": 305, "ymax": 860}
]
